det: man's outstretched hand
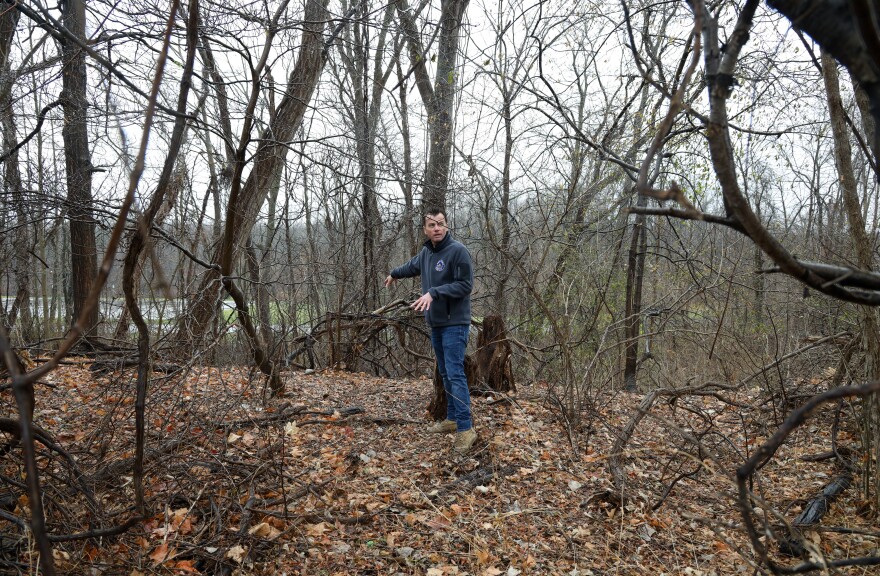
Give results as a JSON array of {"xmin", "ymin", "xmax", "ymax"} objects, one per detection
[
  {"xmin": 410, "ymin": 292, "xmax": 433, "ymax": 312},
  {"xmin": 383, "ymin": 275, "xmax": 396, "ymax": 288}
]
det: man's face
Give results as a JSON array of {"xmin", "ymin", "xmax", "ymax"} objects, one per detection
[{"xmin": 423, "ymin": 213, "xmax": 448, "ymax": 245}]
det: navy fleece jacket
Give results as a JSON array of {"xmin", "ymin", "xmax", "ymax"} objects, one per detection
[{"xmin": 389, "ymin": 232, "xmax": 473, "ymax": 327}]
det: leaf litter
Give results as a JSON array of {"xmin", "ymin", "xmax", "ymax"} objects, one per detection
[{"xmin": 0, "ymin": 361, "xmax": 877, "ymax": 574}]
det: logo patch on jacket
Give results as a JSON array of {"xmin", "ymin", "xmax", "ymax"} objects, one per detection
[{"xmin": 435, "ymin": 259, "xmax": 446, "ymax": 272}]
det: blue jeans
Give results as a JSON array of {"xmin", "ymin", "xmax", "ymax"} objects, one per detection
[{"xmin": 431, "ymin": 324, "xmax": 472, "ymax": 432}]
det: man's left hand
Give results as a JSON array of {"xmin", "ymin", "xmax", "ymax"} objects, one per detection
[{"xmin": 411, "ymin": 292, "xmax": 433, "ymax": 312}]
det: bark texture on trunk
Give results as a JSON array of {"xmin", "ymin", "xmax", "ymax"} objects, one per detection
[
  {"xmin": 0, "ymin": 8, "xmax": 33, "ymax": 341},
  {"xmin": 61, "ymin": 0, "xmax": 98, "ymax": 334},
  {"xmin": 822, "ymin": 50, "xmax": 880, "ymax": 507},
  {"xmin": 398, "ymin": 0, "xmax": 470, "ymax": 212},
  {"xmin": 472, "ymin": 315, "xmax": 515, "ymax": 395},
  {"xmin": 622, "ymin": 204, "xmax": 647, "ymax": 391}
]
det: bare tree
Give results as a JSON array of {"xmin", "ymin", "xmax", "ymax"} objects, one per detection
[
  {"xmin": 61, "ymin": 0, "xmax": 99, "ymax": 335},
  {"xmin": 334, "ymin": 0, "xmax": 400, "ymax": 310},
  {"xmin": 822, "ymin": 49, "xmax": 880, "ymax": 506},
  {"xmin": 622, "ymin": 3, "xmax": 699, "ymax": 390},
  {"xmin": 397, "ymin": 0, "xmax": 470, "ymax": 211},
  {"xmin": 0, "ymin": 7, "xmax": 32, "ymax": 341},
  {"xmin": 175, "ymin": 0, "xmax": 331, "ymax": 394},
  {"xmin": 121, "ymin": 0, "xmax": 199, "ymax": 514}
]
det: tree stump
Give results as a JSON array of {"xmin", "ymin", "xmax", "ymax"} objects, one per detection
[
  {"xmin": 472, "ymin": 315, "xmax": 515, "ymax": 396},
  {"xmin": 428, "ymin": 354, "xmax": 476, "ymax": 421},
  {"xmin": 427, "ymin": 316, "xmax": 515, "ymax": 420}
]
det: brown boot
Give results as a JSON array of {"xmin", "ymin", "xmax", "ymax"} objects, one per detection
[{"xmin": 453, "ymin": 429, "xmax": 477, "ymax": 454}]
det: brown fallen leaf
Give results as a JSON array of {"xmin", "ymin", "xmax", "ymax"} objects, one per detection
[
  {"xmin": 149, "ymin": 543, "xmax": 177, "ymax": 565},
  {"xmin": 173, "ymin": 559, "xmax": 200, "ymax": 574},
  {"xmin": 306, "ymin": 522, "xmax": 329, "ymax": 537},
  {"xmin": 248, "ymin": 521, "xmax": 282, "ymax": 539}
]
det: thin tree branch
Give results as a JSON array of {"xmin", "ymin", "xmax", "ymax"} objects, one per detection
[
  {"xmin": 0, "ymin": 99, "xmax": 61, "ymax": 162},
  {"xmin": 3, "ymin": 0, "xmax": 196, "ymax": 121}
]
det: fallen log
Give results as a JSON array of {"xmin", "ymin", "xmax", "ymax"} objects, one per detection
[
  {"xmin": 778, "ymin": 472, "xmax": 853, "ymax": 558},
  {"xmin": 794, "ymin": 474, "xmax": 852, "ymax": 527}
]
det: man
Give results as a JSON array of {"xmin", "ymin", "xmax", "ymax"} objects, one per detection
[{"xmin": 384, "ymin": 209, "xmax": 476, "ymax": 454}]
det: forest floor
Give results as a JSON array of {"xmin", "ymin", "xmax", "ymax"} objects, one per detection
[{"xmin": 2, "ymin": 361, "xmax": 878, "ymax": 575}]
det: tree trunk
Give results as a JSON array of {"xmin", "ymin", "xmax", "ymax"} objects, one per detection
[
  {"xmin": 492, "ymin": 97, "xmax": 513, "ymax": 316},
  {"xmin": 622, "ymin": 83, "xmax": 654, "ymax": 392},
  {"xmin": 0, "ymin": 8, "xmax": 33, "ymax": 342},
  {"xmin": 176, "ymin": 0, "xmax": 329, "ymax": 351},
  {"xmin": 398, "ymin": 0, "xmax": 470, "ymax": 212},
  {"xmin": 33, "ymin": 93, "xmax": 52, "ymax": 338},
  {"xmin": 121, "ymin": 0, "xmax": 198, "ymax": 514},
  {"xmin": 822, "ymin": 50, "xmax": 880, "ymax": 508},
  {"xmin": 424, "ymin": 0, "xmax": 468, "ymax": 211},
  {"xmin": 61, "ymin": 0, "xmax": 99, "ymax": 334},
  {"xmin": 395, "ymin": 60, "xmax": 418, "ymax": 253},
  {"xmin": 303, "ymin": 164, "xmax": 323, "ymax": 321},
  {"xmin": 472, "ymin": 315, "xmax": 515, "ymax": 395},
  {"xmin": 0, "ymin": 2, "xmax": 34, "ymax": 423},
  {"xmin": 113, "ymin": 163, "xmax": 187, "ymax": 342},
  {"xmin": 852, "ymin": 73, "xmax": 878, "ymax": 161},
  {"xmin": 250, "ymin": 235, "xmax": 274, "ymax": 351},
  {"xmin": 622, "ymin": 202, "xmax": 647, "ymax": 392},
  {"xmin": 338, "ymin": 0, "xmax": 397, "ymax": 311}
]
